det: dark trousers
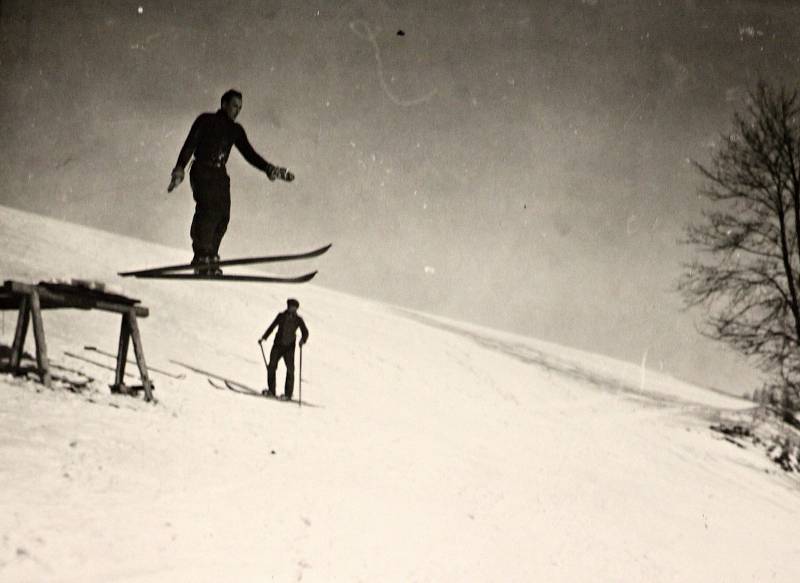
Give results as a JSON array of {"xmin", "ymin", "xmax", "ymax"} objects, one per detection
[
  {"xmin": 189, "ymin": 163, "xmax": 231, "ymax": 258},
  {"xmin": 267, "ymin": 343, "xmax": 296, "ymax": 398}
]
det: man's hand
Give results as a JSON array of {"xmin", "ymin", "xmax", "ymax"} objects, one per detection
[
  {"xmin": 299, "ymin": 339, "xmax": 307, "ymax": 347},
  {"xmin": 167, "ymin": 168, "xmax": 184, "ymax": 192},
  {"xmin": 267, "ymin": 165, "xmax": 295, "ymax": 182}
]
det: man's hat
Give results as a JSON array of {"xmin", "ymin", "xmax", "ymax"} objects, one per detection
[{"xmin": 287, "ymin": 298, "xmax": 300, "ymax": 308}]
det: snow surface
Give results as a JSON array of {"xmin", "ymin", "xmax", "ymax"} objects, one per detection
[{"xmin": 1, "ymin": 205, "xmax": 798, "ymax": 582}]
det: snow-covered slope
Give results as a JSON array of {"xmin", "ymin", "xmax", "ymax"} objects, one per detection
[{"xmin": 0, "ymin": 205, "xmax": 797, "ymax": 583}]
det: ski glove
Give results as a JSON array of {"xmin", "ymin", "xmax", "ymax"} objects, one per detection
[
  {"xmin": 267, "ymin": 165, "xmax": 295, "ymax": 182},
  {"xmin": 167, "ymin": 167, "xmax": 184, "ymax": 192}
]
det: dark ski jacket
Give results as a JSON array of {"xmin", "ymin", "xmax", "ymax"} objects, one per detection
[
  {"xmin": 174, "ymin": 109, "xmax": 275, "ymax": 174},
  {"xmin": 262, "ymin": 310, "xmax": 309, "ymax": 347}
]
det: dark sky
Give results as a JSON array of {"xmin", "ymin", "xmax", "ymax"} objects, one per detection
[{"xmin": 3, "ymin": 0, "xmax": 800, "ymax": 393}]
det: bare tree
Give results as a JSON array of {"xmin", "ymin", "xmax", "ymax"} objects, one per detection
[{"xmin": 680, "ymin": 82, "xmax": 800, "ymax": 415}]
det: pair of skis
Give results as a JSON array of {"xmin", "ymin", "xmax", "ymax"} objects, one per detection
[
  {"xmin": 118, "ymin": 243, "xmax": 331, "ymax": 284},
  {"xmin": 207, "ymin": 377, "xmax": 317, "ymax": 407}
]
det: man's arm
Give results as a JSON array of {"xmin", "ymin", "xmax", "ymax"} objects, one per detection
[
  {"xmin": 177, "ymin": 115, "xmax": 206, "ymax": 170},
  {"xmin": 235, "ymin": 126, "xmax": 294, "ymax": 182},
  {"xmin": 168, "ymin": 115, "xmax": 204, "ymax": 192},
  {"xmin": 298, "ymin": 317, "xmax": 309, "ymax": 345},
  {"xmin": 234, "ymin": 126, "xmax": 274, "ymax": 174},
  {"xmin": 261, "ymin": 313, "xmax": 282, "ymax": 341}
]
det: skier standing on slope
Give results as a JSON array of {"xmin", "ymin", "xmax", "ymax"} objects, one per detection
[
  {"xmin": 167, "ymin": 89, "xmax": 294, "ymax": 275},
  {"xmin": 260, "ymin": 298, "xmax": 309, "ymax": 399}
]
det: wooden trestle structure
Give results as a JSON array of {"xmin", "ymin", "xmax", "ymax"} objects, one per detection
[{"xmin": 0, "ymin": 280, "xmax": 154, "ymax": 401}]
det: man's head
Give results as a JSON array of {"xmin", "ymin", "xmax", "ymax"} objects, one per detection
[
  {"xmin": 287, "ymin": 298, "xmax": 300, "ymax": 313},
  {"xmin": 221, "ymin": 89, "xmax": 243, "ymax": 121}
]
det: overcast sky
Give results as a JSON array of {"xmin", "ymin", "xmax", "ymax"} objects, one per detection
[{"xmin": 3, "ymin": 0, "xmax": 800, "ymax": 393}]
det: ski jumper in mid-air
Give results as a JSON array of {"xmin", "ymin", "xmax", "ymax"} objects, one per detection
[
  {"xmin": 260, "ymin": 298, "xmax": 309, "ymax": 399},
  {"xmin": 167, "ymin": 89, "xmax": 294, "ymax": 274}
]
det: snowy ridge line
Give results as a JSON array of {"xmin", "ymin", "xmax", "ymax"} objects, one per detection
[{"xmin": 396, "ymin": 308, "xmax": 750, "ymax": 410}]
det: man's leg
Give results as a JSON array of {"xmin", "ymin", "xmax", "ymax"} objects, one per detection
[
  {"xmin": 211, "ymin": 176, "xmax": 231, "ymax": 260},
  {"xmin": 189, "ymin": 167, "xmax": 218, "ymax": 266},
  {"xmin": 267, "ymin": 344, "xmax": 282, "ymax": 396},
  {"xmin": 190, "ymin": 167, "xmax": 230, "ymax": 274},
  {"xmin": 282, "ymin": 346, "xmax": 296, "ymax": 399},
  {"xmin": 189, "ymin": 209, "xmax": 216, "ymax": 262}
]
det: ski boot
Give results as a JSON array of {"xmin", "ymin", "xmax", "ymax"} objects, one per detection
[
  {"xmin": 208, "ymin": 254, "xmax": 223, "ymax": 276},
  {"xmin": 191, "ymin": 255, "xmax": 210, "ymax": 275},
  {"xmin": 191, "ymin": 255, "xmax": 223, "ymax": 276}
]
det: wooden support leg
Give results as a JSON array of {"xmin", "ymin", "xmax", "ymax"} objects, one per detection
[
  {"xmin": 114, "ymin": 314, "xmax": 131, "ymax": 390},
  {"xmin": 9, "ymin": 295, "xmax": 31, "ymax": 372},
  {"xmin": 29, "ymin": 289, "xmax": 51, "ymax": 388},
  {"xmin": 127, "ymin": 310, "xmax": 154, "ymax": 402}
]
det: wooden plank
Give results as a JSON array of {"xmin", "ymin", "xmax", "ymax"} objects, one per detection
[
  {"xmin": 127, "ymin": 311, "xmax": 154, "ymax": 402},
  {"xmin": 41, "ymin": 282, "xmax": 141, "ymax": 305},
  {"xmin": 5, "ymin": 281, "xmax": 34, "ymax": 292},
  {"xmin": 4, "ymin": 282, "xmax": 148, "ymax": 317},
  {"xmin": 94, "ymin": 300, "xmax": 149, "ymax": 318},
  {"xmin": 29, "ymin": 289, "xmax": 51, "ymax": 388},
  {"xmin": 115, "ymin": 314, "xmax": 131, "ymax": 387},
  {"xmin": 9, "ymin": 295, "xmax": 31, "ymax": 371}
]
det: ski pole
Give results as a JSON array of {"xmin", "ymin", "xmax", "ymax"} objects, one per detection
[
  {"xmin": 299, "ymin": 343, "xmax": 303, "ymax": 408},
  {"xmin": 258, "ymin": 339, "xmax": 269, "ymax": 387}
]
